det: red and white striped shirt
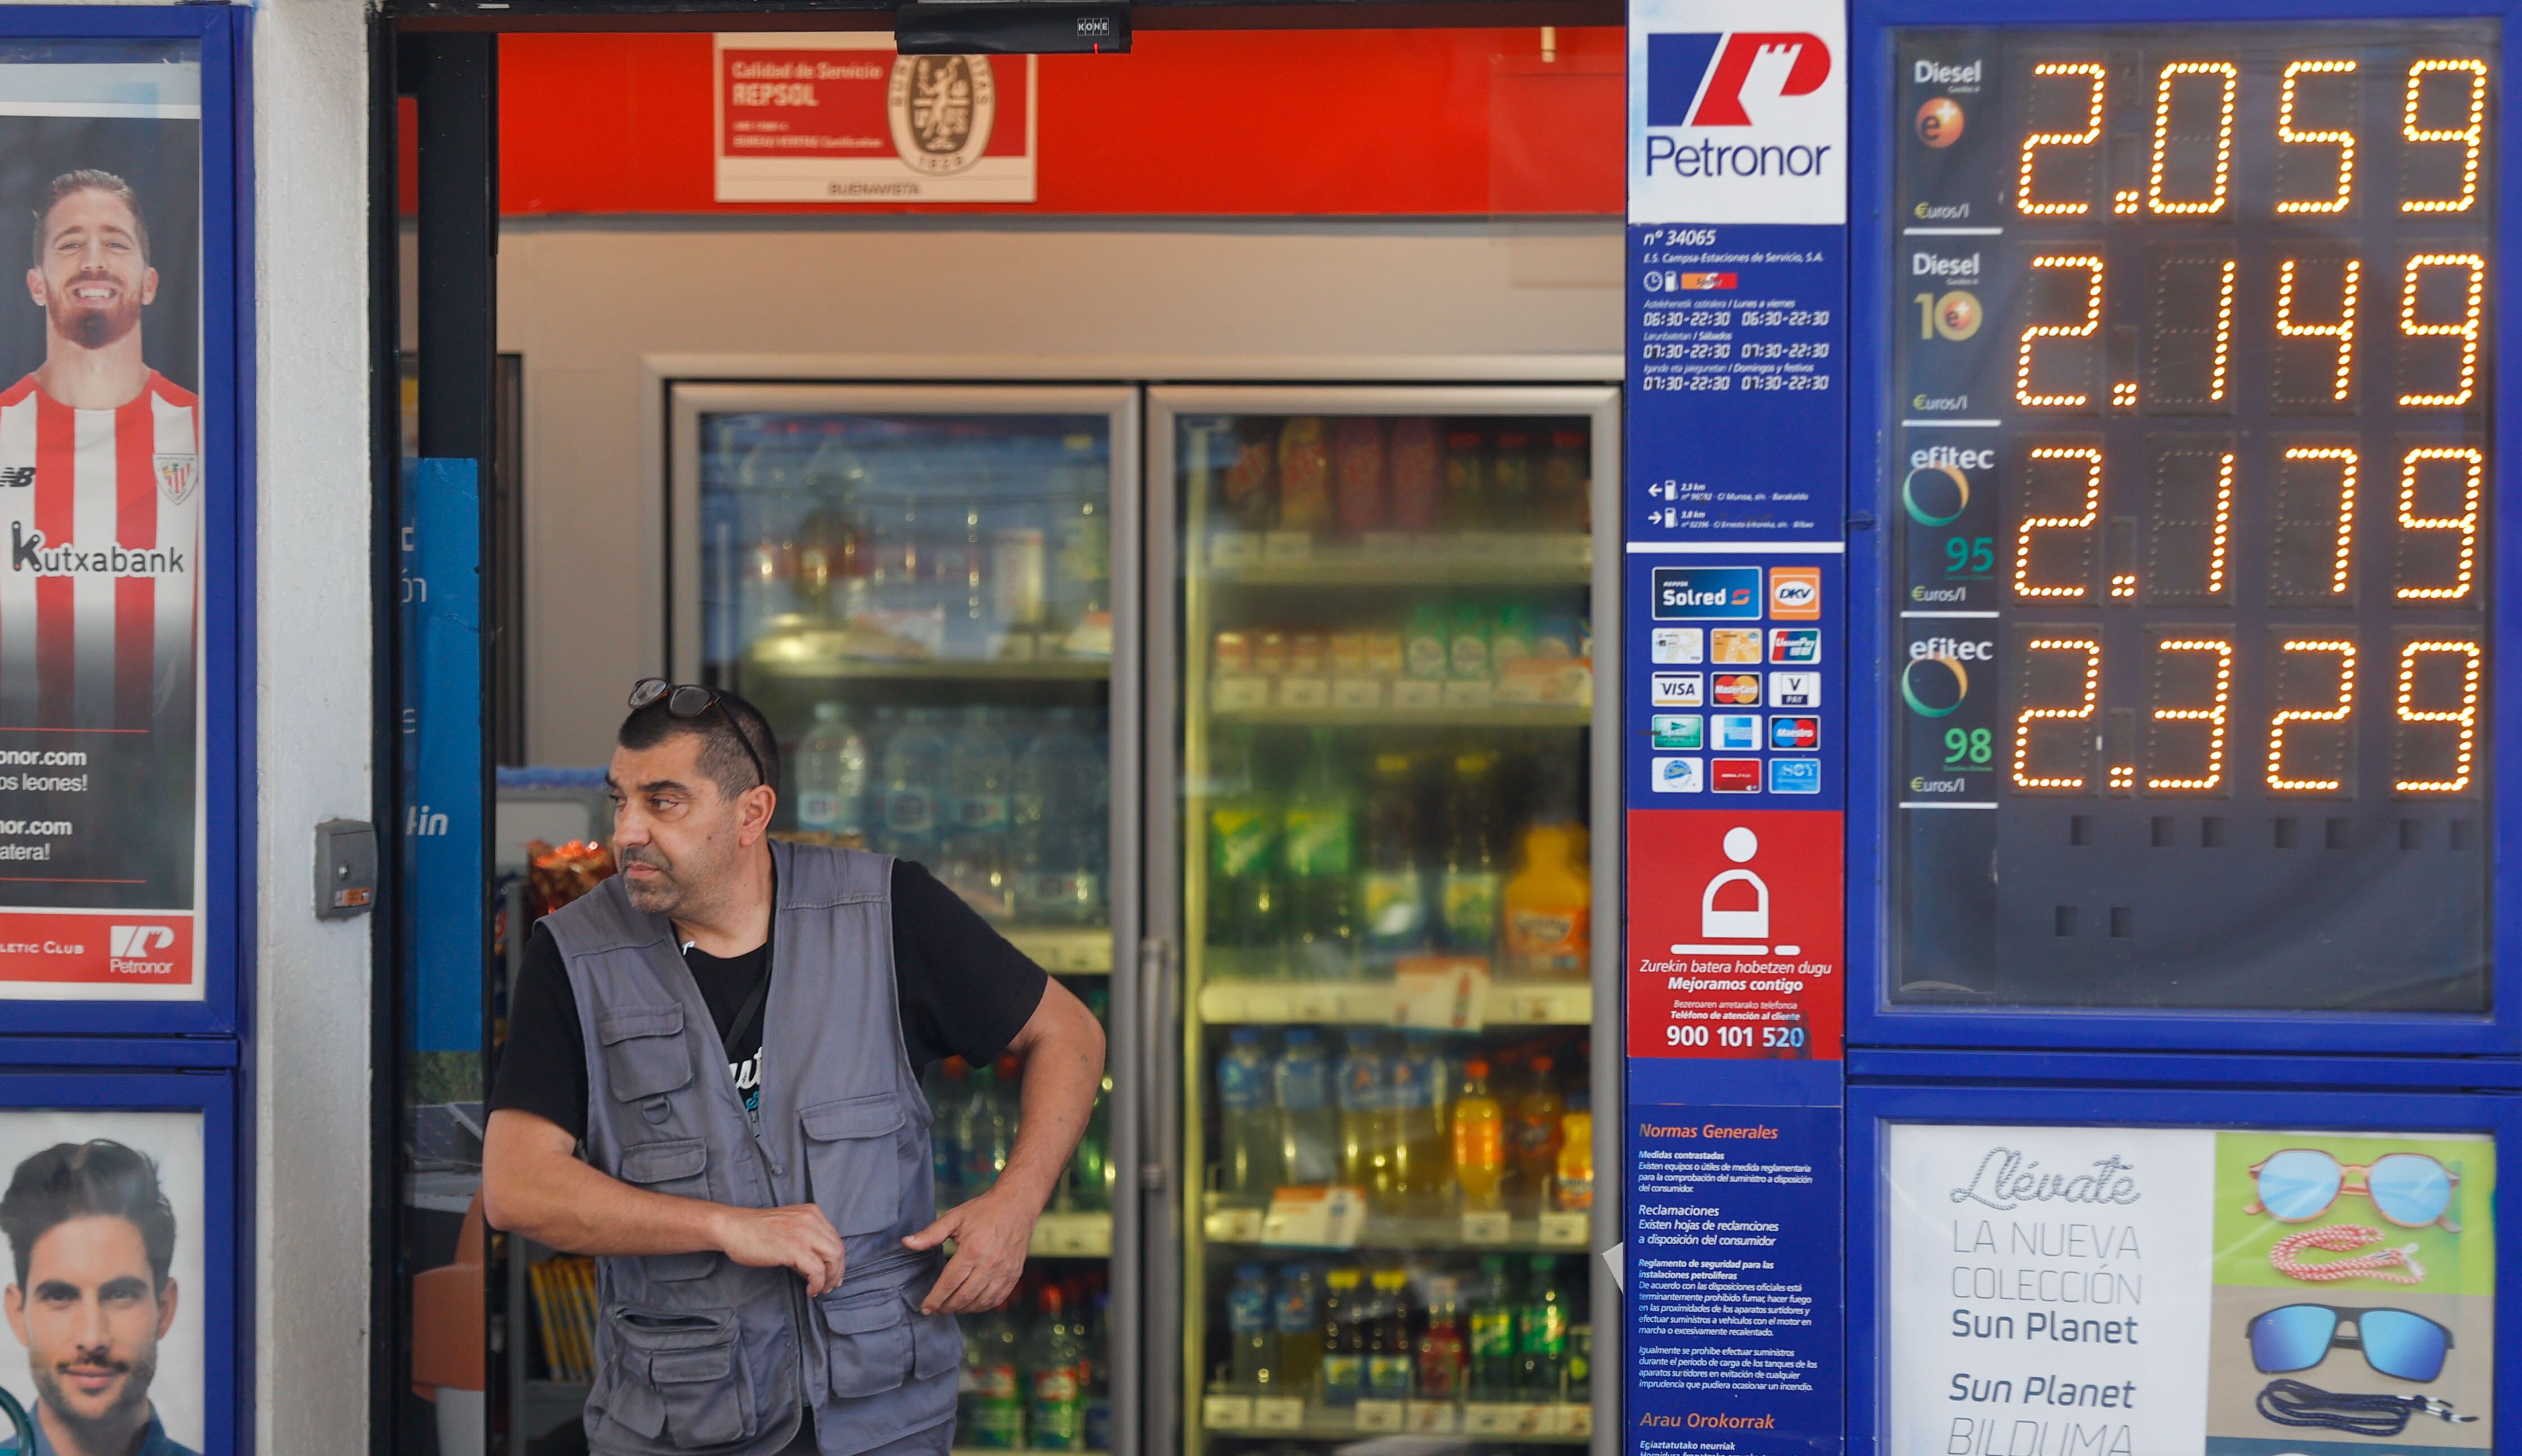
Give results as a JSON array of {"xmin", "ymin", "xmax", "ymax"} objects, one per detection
[{"xmin": 0, "ymin": 371, "xmax": 201, "ymax": 731}]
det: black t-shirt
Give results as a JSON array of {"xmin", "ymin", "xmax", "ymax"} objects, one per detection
[{"xmin": 490, "ymin": 859, "xmax": 1049, "ymax": 1142}]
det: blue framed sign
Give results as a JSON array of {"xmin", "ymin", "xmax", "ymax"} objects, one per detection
[
  {"xmin": 0, "ymin": 7, "xmax": 252, "ymax": 1039},
  {"xmin": 1846, "ymin": 1079, "xmax": 2519, "ymax": 1456},
  {"xmin": 0, "ymin": 1068, "xmax": 239, "ymax": 1456}
]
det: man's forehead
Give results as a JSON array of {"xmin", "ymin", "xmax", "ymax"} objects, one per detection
[
  {"xmin": 43, "ymin": 189, "xmax": 138, "ymax": 237},
  {"xmin": 609, "ymin": 734, "xmax": 713, "ymax": 790},
  {"xmin": 25, "ymin": 1214, "xmax": 151, "ymax": 1281}
]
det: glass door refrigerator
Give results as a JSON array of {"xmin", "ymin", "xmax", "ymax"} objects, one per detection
[
  {"xmin": 658, "ymin": 384, "xmax": 1144, "ymax": 1456},
  {"xmin": 1147, "ymin": 387, "xmax": 1623, "ymax": 1456}
]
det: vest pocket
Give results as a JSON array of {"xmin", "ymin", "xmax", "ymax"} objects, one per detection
[
  {"xmin": 799, "ymin": 1094, "xmax": 905, "ymax": 1236},
  {"xmin": 617, "ymin": 1140, "xmax": 721, "ymax": 1281},
  {"xmin": 604, "ymin": 1307, "xmax": 758, "ymax": 1449},
  {"xmin": 600, "ymin": 1005, "xmax": 696, "ymax": 1108},
  {"xmin": 817, "ymin": 1286, "xmax": 915, "ymax": 1400}
]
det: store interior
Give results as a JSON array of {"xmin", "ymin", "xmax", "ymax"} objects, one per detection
[{"xmin": 388, "ymin": 21, "xmax": 1625, "ymax": 1456}]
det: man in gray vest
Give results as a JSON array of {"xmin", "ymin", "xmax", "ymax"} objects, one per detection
[{"xmin": 483, "ymin": 681, "xmax": 1107, "ymax": 1456}]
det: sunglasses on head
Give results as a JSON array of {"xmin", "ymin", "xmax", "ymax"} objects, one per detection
[
  {"xmin": 2246, "ymin": 1149, "xmax": 2460, "ymax": 1232},
  {"xmin": 2247, "ymin": 1303, "xmax": 2452, "ymax": 1383},
  {"xmin": 628, "ymin": 678, "xmax": 769, "ymax": 792}
]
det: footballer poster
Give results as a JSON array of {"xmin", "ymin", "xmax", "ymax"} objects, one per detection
[{"xmin": 0, "ymin": 51, "xmax": 207, "ymax": 998}]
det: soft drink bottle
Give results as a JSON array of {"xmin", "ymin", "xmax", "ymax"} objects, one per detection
[
  {"xmin": 1084, "ymin": 1289, "xmax": 1115, "ymax": 1450},
  {"xmin": 1443, "ymin": 428, "xmax": 1489, "ymax": 529},
  {"xmin": 1391, "ymin": 1032, "xmax": 1450, "ymax": 1212},
  {"xmin": 1357, "ymin": 752, "xmax": 1428, "ymax": 970},
  {"xmin": 1283, "ymin": 729, "xmax": 1358, "ymax": 977},
  {"xmin": 1502, "ymin": 824, "xmax": 1590, "ymax": 980},
  {"xmin": 1219, "ymin": 1029, "xmax": 1282, "ymax": 1195},
  {"xmin": 962, "ymin": 1307, "xmax": 1024, "ymax": 1448},
  {"xmin": 1319, "ymin": 1268, "xmax": 1366, "ymax": 1408},
  {"xmin": 1517, "ymin": 1255, "xmax": 1570, "ymax": 1403},
  {"xmin": 880, "ymin": 707, "xmax": 949, "ymax": 863},
  {"xmin": 941, "ymin": 706, "xmax": 1015, "ymax": 919},
  {"xmin": 1335, "ymin": 1033, "xmax": 1394, "ymax": 1198},
  {"xmin": 1439, "ymin": 752, "xmax": 1504, "ymax": 960},
  {"xmin": 1365, "ymin": 1268, "xmax": 1415, "ymax": 1401},
  {"xmin": 1508, "ymin": 1058, "xmax": 1567, "ymax": 1212},
  {"xmin": 1026, "ymin": 1283, "xmax": 1089, "ymax": 1449},
  {"xmin": 1416, "ymin": 1290, "xmax": 1466, "ymax": 1401},
  {"xmin": 1451, "ymin": 1059, "xmax": 1506, "ymax": 1212},
  {"xmin": 1555, "ymin": 1109, "xmax": 1595, "ymax": 1213},
  {"xmin": 793, "ymin": 703, "xmax": 870, "ymax": 838},
  {"xmin": 925, "ymin": 1057, "xmax": 970, "ymax": 1208},
  {"xmin": 1275, "ymin": 1264, "xmax": 1323, "ymax": 1398},
  {"xmin": 1207, "ymin": 728, "xmax": 1284, "ymax": 958},
  {"xmin": 1566, "ymin": 1323, "xmax": 1592, "ymax": 1403},
  {"xmin": 1227, "ymin": 1264, "xmax": 1279, "ymax": 1393},
  {"xmin": 1049, "ymin": 433, "xmax": 1111, "ymax": 632},
  {"xmin": 1466, "ymin": 1256, "xmax": 1518, "ymax": 1401},
  {"xmin": 1065, "ymin": 1069, "xmax": 1113, "ymax": 1213},
  {"xmin": 1274, "ymin": 1029, "xmax": 1340, "ymax": 1185}
]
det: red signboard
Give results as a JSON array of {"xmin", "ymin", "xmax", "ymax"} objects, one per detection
[{"xmin": 1624, "ymin": 808, "xmax": 1843, "ymax": 1060}]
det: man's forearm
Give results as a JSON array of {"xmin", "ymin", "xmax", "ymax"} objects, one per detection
[
  {"xmin": 486, "ymin": 1147, "xmax": 731, "ymax": 1257},
  {"xmin": 991, "ymin": 1012, "xmax": 1106, "ymax": 1212}
]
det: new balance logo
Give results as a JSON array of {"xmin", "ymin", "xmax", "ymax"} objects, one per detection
[
  {"xmin": 1647, "ymin": 32, "xmax": 1832, "ymax": 127},
  {"xmin": 110, "ymin": 924, "xmax": 175, "ymax": 957}
]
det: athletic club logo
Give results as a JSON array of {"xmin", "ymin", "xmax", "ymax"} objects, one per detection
[
  {"xmin": 888, "ymin": 55, "xmax": 995, "ymax": 176},
  {"xmin": 155, "ymin": 452, "xmax": 198, "ymax": 506}
]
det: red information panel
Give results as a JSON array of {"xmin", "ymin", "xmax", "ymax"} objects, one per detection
[
  {"xmin": 0, "ymin": 911, "xmax": 193, "ymax": 991},
  {"xmin": 1625, "ymin": 808, "xmax": 1842, "ymax": 1059}
]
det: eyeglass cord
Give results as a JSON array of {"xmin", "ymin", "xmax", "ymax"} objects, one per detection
[
  {"xmin": 2268, "ymin": 1225, "xmax": 2426, "ymax": 1284},
  {"xmin": 2257, "ymin": 1379, "xmax": 2475, "ymax": 1435}
]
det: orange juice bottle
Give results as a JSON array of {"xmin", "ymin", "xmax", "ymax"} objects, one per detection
[
  {"xmin": 1450, "ymin": 1059, "xmax": 1506, "ymax": 1212},
  {"xmin": 1502, "ymin": 824, "xmax": 1590, "ymax": 979}
]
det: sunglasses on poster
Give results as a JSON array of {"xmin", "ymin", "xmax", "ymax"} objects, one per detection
[
  {"xmin": 2247, "ymin": 1304, "xmax": 2453, "ymax": 1382},
  {"xmin": 2245, "ymin": 1149, "xmax": 2461, "ymax": 1232}
]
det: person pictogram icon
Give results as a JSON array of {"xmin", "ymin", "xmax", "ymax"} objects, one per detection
[{"xmin": 1672, "ymin": 825, "xmax": 1801, "ymax": 958}]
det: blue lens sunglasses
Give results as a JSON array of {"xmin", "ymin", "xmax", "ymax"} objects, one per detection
[{"xmin": 2247, "ymin": 1304, "xmax": 2453, "ymax": 1384}]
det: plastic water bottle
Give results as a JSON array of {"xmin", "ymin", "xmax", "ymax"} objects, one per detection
[
  {"xmin": 941, "ymin": 706, "xmax": 1015, "ymax": 918},
  {"xmin": 881, "ymin": 707, "xmax": 949, "ymax": 863},
  {"xmin": 961, "ymin": 1305, "xmax": 1024, "ymax": 1448},
  {"xmin": 1273, "ymin": 1028, "xmax": 1339, "ymax": 1185},
  {"xmin": 1025, "ymin": 1283, "xmax": 1089, "ymax": 1449},
  {"xmin": 961, "ymin": 1062, "xmax": 1016, "ymax": 1196},
  {"xmin": 1219, "ymin": 1028, "xmax": 1282, "ymax": 1195},
  {"xmin": 1275, "ymin": 1264, "xmax": 1323, "ymax": 1398},
  {"xmin": 1013, "ymin": 709, "xmax": 1106, "ymax": 924},
  {"xmin": 1392, "ymin": 1031, "xmax": 1451, "ymax": 1210},
  {"xmin": 923, "ymin": 1058, "xmax": 970, "ymax": 1208},
  {"xmin": 793, "ymin": 702, "xmax": 870, "ymax": 838},
  {"xmin": 1228, "ymin": 1264, "xmax": 1279, "ymax": 1393}
]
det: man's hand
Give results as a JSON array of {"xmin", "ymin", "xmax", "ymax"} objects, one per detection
[
  {"xmin": 903, "ymin": 1187, "xmax": 1036, "ymax": 1313},
  {"xmin": 717, "ymin": 1204, "xmax": 847, "ymax": 1296}
]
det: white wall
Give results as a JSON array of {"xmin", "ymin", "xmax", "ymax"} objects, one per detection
[
  {"xmin": 494, "ymin": 217, "xmax": 1626, "ymax": 763},
  {"xmin": 251, "ymin": 1, "xmax": 373, "ymax": 1454}
]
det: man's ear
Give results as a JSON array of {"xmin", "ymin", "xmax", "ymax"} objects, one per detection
[
  {"xmin": 154, "ymin": 1277, "xmax": 178, "ymax": 1340},
  {"xmin": 739, "ymin": 782, "xmax": 778, "ymax": 846},
  {"xmin": 3, "ymin": 1283, "xmax": 24, "ymax": 1345},
  {"xmin": 24, "ymin": 268, "xmax": 42, "ymax": 309},
  {"xmin": 139, "ymin": 265, "xmax": 158, "ymax": 308}
]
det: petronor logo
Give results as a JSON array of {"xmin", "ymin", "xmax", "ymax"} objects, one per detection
[{"xmin": 109, "ymin": 924, "xmax": 175, "ymax": 957}]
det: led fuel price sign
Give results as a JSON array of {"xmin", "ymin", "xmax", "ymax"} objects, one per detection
[{"xmin": 1888, "ymin": 24, "xmax": 2495, "ymax": 1011}]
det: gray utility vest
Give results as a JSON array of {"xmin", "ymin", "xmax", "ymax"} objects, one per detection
[{"xmin": 545, "ymin": 841, "xmax": 962, "ymax": 1456}]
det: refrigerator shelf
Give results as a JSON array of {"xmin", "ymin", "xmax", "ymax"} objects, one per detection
[
  {"xmin": 1206, "ymin": 704, "xmax": 1590, "ymax": 729},
  {"xmin": 1030, "ymin": 1210, "xmax": 1114, "ymax": 1258},
  {"xmin": 1198, "ymin": 1396, "xmax": 1593, "ymax": 1443},
  {"xmin": 1002, "ymin": 927, "xmax": 1113, "ymax": 973},
  {"xmin": 1201, "ymin": 1204, "xmax": 1594, "ymax": 1253},
  {"xmin": 740, "ymin": 654, "xmax": 1113, "ymax": 683},
  {"xmin": 1196, "ymin": 978, "xmax": 1590, "ymax": 1026},
  {"xmin": 1199, "ymin": 537, "xmax": 1592, "ymax": 588}
]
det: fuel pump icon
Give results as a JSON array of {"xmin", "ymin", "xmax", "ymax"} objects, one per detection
[{"xmin": 1672, "ymin": 825, "xmax": 1800, "ymax": 958}]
